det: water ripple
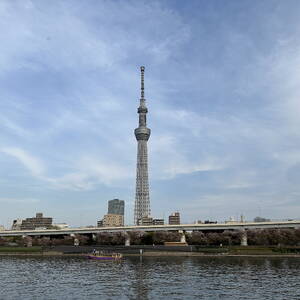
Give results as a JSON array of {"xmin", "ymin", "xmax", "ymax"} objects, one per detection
[{"xmin": 0, "ymin": 256, "xmax": 299, "ymax": 299}]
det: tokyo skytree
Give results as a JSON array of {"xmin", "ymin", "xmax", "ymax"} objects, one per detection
[{"xmin": 134, "ymin": 66, "xmax": 151, "ymax": 225}]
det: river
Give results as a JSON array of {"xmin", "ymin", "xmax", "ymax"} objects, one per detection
[{"xmin": 0, "ymin": 256, "xmax": 299, "ymax": 299}]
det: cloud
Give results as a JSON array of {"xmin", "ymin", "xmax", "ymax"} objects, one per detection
[
  {"xmin": 46, "ymin": 173, "xmax": 95, "ymax": 191},
  {"xmin": 0, "ymin": 1, "xmax": 189, "ymax": 74},
  {"xmin": 0, "ymin": 116, "xmax": 30, "ymax": 138},
  {"xmin": 0, "ymin": 146, "xmax": 133, "ymax": 191},
  {"xmin": 0, "ymin": 147, "xmax": 45, "ymax": 176},
  {"xmin": 150, "ymin": 134, "xmax": 226, "ymax": 179},
  {"xmin": 46, "ymin": 157, "xmax": 133, "ymax": 190}
]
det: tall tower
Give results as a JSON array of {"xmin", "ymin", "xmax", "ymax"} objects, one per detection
[{"xmin": 134, "ymin": 66, "xmax": 151, "ymax": 225}]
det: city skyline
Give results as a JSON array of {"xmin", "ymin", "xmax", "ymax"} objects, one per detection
[{"xmin": 1, "ymin": 1, "xmax": 300, "ymax": 227}]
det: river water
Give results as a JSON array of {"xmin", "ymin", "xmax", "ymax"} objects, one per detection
[{"xmin": 0, "ymin": 256, "xmax": 299, "ymax": 299}]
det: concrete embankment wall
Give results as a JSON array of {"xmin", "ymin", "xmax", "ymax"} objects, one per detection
[
  {"xmin": 1, "ymin": 245, "xmax": 300, "ymax": 256},
  {"xmin": 47, "ymin": 245, "xmax": 195, "ymax": 255},
  {"xmin": 47, "ymin": 245, "xmax": 300, "ymax": 256}
]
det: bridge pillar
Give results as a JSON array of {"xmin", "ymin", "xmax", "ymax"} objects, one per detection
[
  {"xmin": 240, "ymin": 229, "xmax": 248, "ymax": 246},
  {"xmin": 179, "ymin": 230, "xmax": 187, "ymax": 244},
  {"xmin": 125, "ymin": 232, "xmax": 131, "ymax": 246},
  {"xmin": 92, "ymin": 234, "xmax": 97, "ymax": 242},
  {"xmin": 70, "ymin": 234, "xmax": 79, "ymax": 246}
]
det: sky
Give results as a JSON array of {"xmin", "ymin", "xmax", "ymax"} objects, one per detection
[{"xmin": 0, "ymin": 0, "xmax": 300, "ymax": 228}]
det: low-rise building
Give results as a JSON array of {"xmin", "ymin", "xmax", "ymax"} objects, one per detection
[
  {"xmin": 97, "ymin": 220, "xmax": 103, "ymax": 227},
  {"xmin": 137, "ymin": 217, "xmax": 165, "ymax": 226},
  {"xmin": 0, "ymin": 225, "xmax": 5, "ymax": 231},
  {"xmin": 137, "ymin": 217, "xmax": 153, "ymax": 226},
  {"xmin": 254, "ymin": 216, "xmax": 270, "ymax": 222},
  {"xmin": 53, "ymin": 223, "xmax": 69, "ymax": 229},
  {"xmin": 153, "ymin": 219, "xmax": 164, "ymax": 225},
  {"xmin": 225, "ymin": 216, "xmax": 243, "ymax": 224},
  {"xmin": 102, "ymin": 214, "xmax": 124, "ymax": 227},
  {"xmin": 169, "ymin": 212, "xmax": 180, "ymax": 225},
  {"xmin": 11, "ymin": 219, "xmax": 23, "ymax": 230},
  {"xmin": 204, "ymin": 220, "xmax": 217, "ymax": 224},
  {"xmin": 20, "ymin": 213, "xmax": 53, "ymax": 230}
]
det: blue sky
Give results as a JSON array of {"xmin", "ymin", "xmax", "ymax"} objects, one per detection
[{"xmin": 0, "ymin": 0, "xmax": 300, "ymax": 227}]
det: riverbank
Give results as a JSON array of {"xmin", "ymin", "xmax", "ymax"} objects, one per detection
[{"xmin": 1, "ymin": 245, "xmax": 300, "ymax": 257}]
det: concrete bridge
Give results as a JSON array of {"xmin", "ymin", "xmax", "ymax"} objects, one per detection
[{"xmin": 0, "ymin": 220, "xmax": 299, "ymax": 246}]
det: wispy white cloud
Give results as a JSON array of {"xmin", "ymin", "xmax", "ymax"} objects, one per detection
[
  {"xmin": 0, "ymin": 146, "xmax": 133, "ymax": 191},
  {"xmin": 150, "ymin": 135, "xmax": 226, "ymax": 179},
  {"xmin": 46, "ymin": 157, "xmax": 133, "ymax": 190},
  {"xmin": 0, "ymin": 1, "xmax": 189, "ymax": 74},
  {"xmin": 0, "ymin": 116, "xmax": 30, "ymax": 138},
  {"xmin": 0, "ymin": 147, "xmax": 45, "ymax": 176}
]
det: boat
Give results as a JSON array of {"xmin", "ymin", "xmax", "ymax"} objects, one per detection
[{"xmin": 86, "ymin": 253, "xmax": 123, "ymax": 260}]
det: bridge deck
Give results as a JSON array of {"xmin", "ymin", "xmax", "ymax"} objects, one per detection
[{"xmin": 0, "ymin": 220, "xmax": 299, "ymax": 237}]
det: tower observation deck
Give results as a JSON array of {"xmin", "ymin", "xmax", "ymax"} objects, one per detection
[{"xmin": 134, "ymin": 66, "xmax": 151, "ymax": 225}]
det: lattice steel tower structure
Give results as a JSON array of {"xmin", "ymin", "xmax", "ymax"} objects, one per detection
[{"xmin": 134, "ymin": 66, "xmax": 151, "ymax": 225}]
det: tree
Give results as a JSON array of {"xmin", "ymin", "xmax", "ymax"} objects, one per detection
[
  {"xmin": 0, "ymin": 237, "xmax": 7, "ymax": 246},
  {"xmin": 141, "ymin": 232, "xmax": 153, "ymax": 245},
  {"xmin": 152, "ymin": 231, "xmax": 180, "ymax": 244},
  {"xmin": 111, "ymin": 232, "xmax": 125, "ymax": 245},
  {"xmin": 188, "ymin": 232, "xmax": 208, "ymax": 245},
  {"xmin": 126, "ymin": 231, "xmax": 141, "ymax": 245},
  {"xmin": 32, "ymin": 237, "xmax": 51, "ymax": 247},
  {"xmin": 75, "ymin": 234, "xmax": 89, "ymax": 245}
]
